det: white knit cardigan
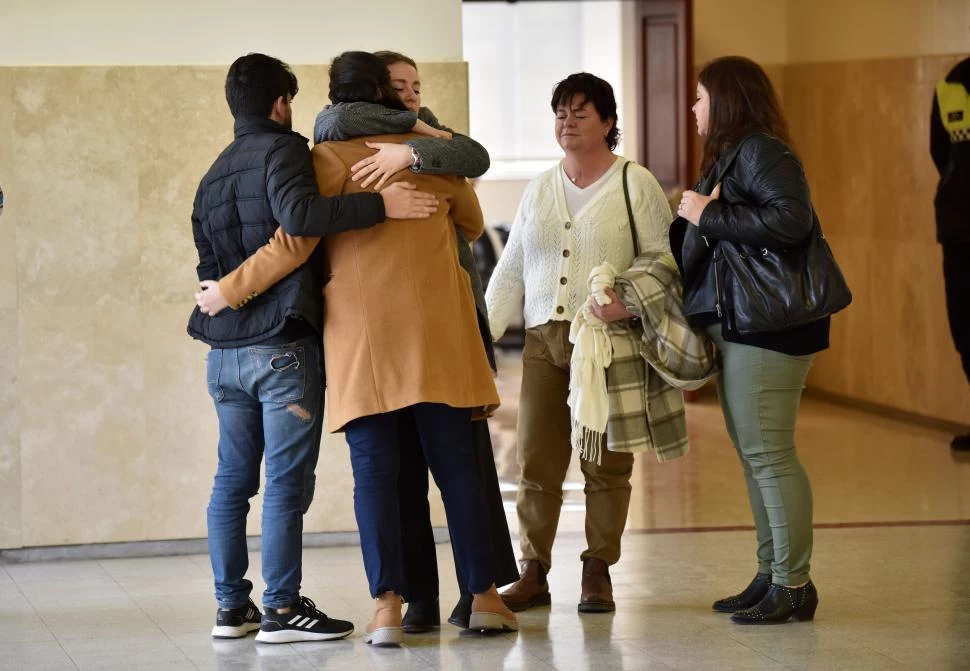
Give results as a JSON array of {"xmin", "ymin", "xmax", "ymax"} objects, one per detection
[{"xmin": 485, "ymin": 158, "xmax": 673, "ymax": 340}]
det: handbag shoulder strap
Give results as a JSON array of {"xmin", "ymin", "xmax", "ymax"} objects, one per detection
[{"xmin": 622, "ymin": 161, "xmax": 641, "ymax": 258}]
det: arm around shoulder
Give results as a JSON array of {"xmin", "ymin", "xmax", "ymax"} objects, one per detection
[{"xmin": 266, "ymin": 137, "xmax": 385, "ymax": 237}]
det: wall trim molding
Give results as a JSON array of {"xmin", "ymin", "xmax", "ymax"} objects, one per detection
[
  {"xmin": 804, "ymin": 388, "xmax": 970, "ymax": 435},
  {"xmin": 0, "ymin": 528, "xmax": 453, "ymax": 564}
]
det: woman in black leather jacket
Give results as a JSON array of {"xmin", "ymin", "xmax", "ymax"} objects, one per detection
[{"xmin": 670, "ymin": 56, "xmax": 827, "ymax": 625}]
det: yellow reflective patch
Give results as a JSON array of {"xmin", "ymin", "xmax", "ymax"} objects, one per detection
[{"xmin": 937, "ymin": 80, "xmax": 970, "ymax": 134}]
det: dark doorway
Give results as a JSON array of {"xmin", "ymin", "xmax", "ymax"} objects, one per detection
[{"xmin": 636, "ymin": 0, "xmax": 693, "ymax": 190}]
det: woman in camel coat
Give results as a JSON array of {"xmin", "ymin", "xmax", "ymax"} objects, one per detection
[
  {"xmin": 319, "ymin": 53, "xmax": 516, "ymax": 646},
  {"xmin": 314, "ymin": 136, "xmax": 498, "ymax": 431}
]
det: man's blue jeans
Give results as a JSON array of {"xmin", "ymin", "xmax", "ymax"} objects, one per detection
[{"xmin": 205, "ymin": 335, "xmax": 323, "ymax": 610}]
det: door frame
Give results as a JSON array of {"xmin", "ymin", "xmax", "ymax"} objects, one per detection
[{"xmin": 635, "ymin": 0, "xmax": 695, "ymax": 188}]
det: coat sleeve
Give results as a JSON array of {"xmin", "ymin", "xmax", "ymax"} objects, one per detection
[
  {"xmin": 313, "ymin": 102, "xmax": 418, "ymax": 143},
  {"xmin": 217, "ymin": 229, "xmax": 321, "ymax": 309},
  {"xmin": 265, "ymin": 134, "xmax": 385, "ymax": 237},
  {"xmin": 697, "ymin": 136, "xmax": 814, "ymax": 249}
]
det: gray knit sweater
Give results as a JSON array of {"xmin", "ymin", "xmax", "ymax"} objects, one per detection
[{"xmin": 314, "ymin": 102, "xmax": 489, "ymax": 177}]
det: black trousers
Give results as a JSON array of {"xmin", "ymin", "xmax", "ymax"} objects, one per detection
[
  {"xmin": 398, "ymin": 416, "xmax": 519, "ymax": 602},
  {"xmin": 943, "ymin": 244, "xmax": 970, "ymax": 386}
]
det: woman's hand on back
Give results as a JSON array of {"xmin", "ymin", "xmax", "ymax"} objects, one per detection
[{"xmin": 351, "ymin": 142, "xmax": 415, "ymax": 189}]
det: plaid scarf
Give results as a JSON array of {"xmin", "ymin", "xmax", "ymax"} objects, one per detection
[{"xmin": 604, "ymin": 251, "xmax": 718, "ymax": 462}]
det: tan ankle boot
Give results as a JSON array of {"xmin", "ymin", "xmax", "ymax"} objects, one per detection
[
  {"xmin": 578, "ymin": 558, "xmax": 615, "ymax": 613},
  {"xmin": 364, "ymin": 591, "xmax": 403, "ymax": 647},
  {"xmin": 500, "ymin": 559, "xmax": 551, "ymax": 612},
  {"xmin": 469, "ymin": 585, "xmax": 518, "ymax": 632}
]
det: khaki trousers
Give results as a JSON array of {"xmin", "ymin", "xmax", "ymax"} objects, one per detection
[{"xmin": 516, "ymin": 320, "xmax": 634, "ymax": 571}]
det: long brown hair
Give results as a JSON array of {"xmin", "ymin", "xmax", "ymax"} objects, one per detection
[
  {"xmin": 374, "ymin": 50, "xmax": 417, "ymax": 70},
  {"xmin": 698, "ymin": 56, "xmax": 792, "ymax": 176}
]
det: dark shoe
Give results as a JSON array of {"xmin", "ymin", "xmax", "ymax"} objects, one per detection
[
  {"xmin": 211, "ymin": 598, "xmax": 262, "ymax": 638},
  {"xmin": 402, "ymin": 598, "xmax": 440, "ymax": 634},
  {"xmin": 712, "ymin": 572, "xmax": 772, "ymax": 613},
  {"xmin": 447, "ymin": 593, "xmax": 472, "ymax": 629},
  {"xmin": 255, "ymin": 596, "xmax": 354, "ymax": 643},
  {"xmin": 500, "ymin": 559, "xmax": 551, "ymax": 612},
  {"xmin": 731, "ymin": 581, "xmax": 818, "ymax": 625},
  {"xmin": 952, "ymin": 434, "xmax": 970, "ymax": 451},
  {"xmin": 578, "ymin": 558, "xmax": 615, "ymax": 613}
]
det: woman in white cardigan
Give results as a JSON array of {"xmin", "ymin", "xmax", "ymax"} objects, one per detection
[{"xmin": 486, "ymin": 72, "xmax": 672, "ymax": 614}]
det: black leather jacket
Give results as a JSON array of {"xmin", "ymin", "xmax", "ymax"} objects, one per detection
[{"xmin": 671, "ymin": 133, "xmax": 829, "ymax": 355}]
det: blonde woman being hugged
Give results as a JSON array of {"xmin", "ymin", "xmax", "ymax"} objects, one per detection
[{"xmin": 486, "ymin": 72, "xmax": 672, "ymax": 614}]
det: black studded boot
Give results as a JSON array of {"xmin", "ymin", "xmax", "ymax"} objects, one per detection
[
  {"xmin": 731, "ymin": 581, "xmax": 818, "ymax": 625},
  {"xmin": 712, "ymin": 573, "xmax": 772, "ymax": 613}
]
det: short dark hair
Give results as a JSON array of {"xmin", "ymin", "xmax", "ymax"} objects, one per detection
[
  {"xmin": 225, "ymin": 53, "xmax": 298, "ymax": 118},
  {"xmin": 697, "ymin": 56, "xmax": 792, "ymax": 175},
  {"xmin": 374, "ymin": 50, "xmax": 417, "ymax": 70},
  {"xmin": 328, "ymin": 51, "xmax": 409, "ymax": 111},
  {"xmin": 550, "ymin": 72, "xmax": 620, "ymax": 151}
]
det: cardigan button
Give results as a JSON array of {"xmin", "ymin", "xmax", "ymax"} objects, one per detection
[
  {"xmin": 560, "ymin": 277, "xmax": 567, "ymax": 285},
  {"xmin": 562, "ymin": 250, "xmax": 570, "ymax": 258},
  {"xmin": 565, "ymin": 222, "xmax": 571, "ymax": 230},
  {"xmin": 556, "ymin": 306, "xmax": 564, "ymax": 314}
]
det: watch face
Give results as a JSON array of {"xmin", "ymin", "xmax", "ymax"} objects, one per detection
[{"xmin": 0, "ymin": 185, "xmax": 4, "ymax": 216}]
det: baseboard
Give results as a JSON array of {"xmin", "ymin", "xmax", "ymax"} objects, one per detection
[
  {"xmin": 804, "ymin": 387, "xmax": 970, "ymax": 434},
  {"xmin": 0, "ymin": 527, "xmax": 453, "ymax": 564}
]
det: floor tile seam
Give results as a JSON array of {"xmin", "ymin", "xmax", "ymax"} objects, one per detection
[
  {"xmin": 746, "ymin": 640, "xmax": 821, "ymax": 671},
  {"xmin": 13, "ymin": 576, "xmax": 83, "ymax": 670},
  {"xmin": 128, "ymin": 589, "xmax": 199, "ymax": 669},
  {"xmin": 50, "ymin": 567, "xmax": 193, "ymax": 670}
]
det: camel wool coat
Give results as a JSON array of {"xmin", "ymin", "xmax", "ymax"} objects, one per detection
[
  {"xmin": 218, "ymin": 133, "xmax": 500, "ymax": 432},
  {"xmin": 318, "ymin": 135, "xmax": 499, "ymax": 430}
]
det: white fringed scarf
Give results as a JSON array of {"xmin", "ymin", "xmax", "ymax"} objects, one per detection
[{"xmin": 567, "ymin": 262, "xmax": 617, "ymax": 464}]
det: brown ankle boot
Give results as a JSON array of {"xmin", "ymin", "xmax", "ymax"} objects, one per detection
[
  {"xmin": 578, "ymin": 558, "xmax": 615, "ymax": 613},
  {"xmin": 500, "ymin": 559, "xmax": 551, "ymax": 612}
]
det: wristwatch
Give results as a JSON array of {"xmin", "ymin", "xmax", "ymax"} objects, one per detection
[{"xmin": 410, "ymin": 147, "xmax": 422, "ymax": 172}]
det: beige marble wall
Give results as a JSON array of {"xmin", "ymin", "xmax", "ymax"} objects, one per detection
[
  {"xmin": 785, "ymin": 54, "xmax": 970, "ymax": 426},
  {"xmin": 0, "ymin": 62, "xmax": 468, "ymax": 549},
  {"xmin": 0, "ymin": 77, "xmax": 19, "ymax": 548}
]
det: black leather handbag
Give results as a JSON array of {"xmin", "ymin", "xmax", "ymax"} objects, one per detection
[{"xmin": 713, "ymin": 138, "xmax": 852, "ymax": 335}]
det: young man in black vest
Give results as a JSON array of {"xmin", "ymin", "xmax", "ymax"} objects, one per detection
[{"xmin": 188, "ymin": 52, "xmax": 437, "ymax": 642}]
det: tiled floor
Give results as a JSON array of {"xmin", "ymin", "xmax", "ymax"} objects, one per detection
[{"xmin": 3, "ymin": 349, "xmax": 970, "ymax": 670}]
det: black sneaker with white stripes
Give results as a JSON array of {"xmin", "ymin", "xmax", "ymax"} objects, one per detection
[
  {"xmin": 211, "ymin": 598, "xmax": 262, "ymax": 639},
  {"xmin": 255, "ymin": 596, "xmax": 354, "ymax": 643}
]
